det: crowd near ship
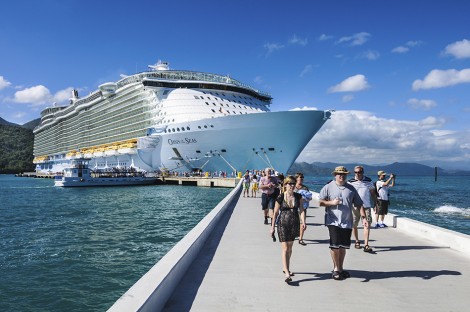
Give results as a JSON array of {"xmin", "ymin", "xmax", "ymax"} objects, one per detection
[{"xmin": 33, "ymin": 60, "xmax": 331, "ymax": 175}]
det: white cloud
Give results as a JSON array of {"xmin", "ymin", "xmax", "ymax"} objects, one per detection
[
  {"xmin": 392, "ymin": 46, "xmax": 409, "ymax": 54},
  {"xmin": 290, "ymin": 106, "xmax": 320, "ymax": 111},
  {"xmin": 263, "ymin": 42, "xmax": 284, "ymax": 55},
  {"xmin": 53, "ymin": 87, "xmax": 74, "ymax": 103},
  {"xmin": 412, "ymin": 68, "xmax": 470, "ymax": 90},
  {"xmin": 12, "ymin": 85, "xmax": 74, "ymax": 106},
  {"xmin": 407, "ymin": 98, "xmax": 437, "ymax": 110},
  {"xmin": 13, "ymin": 85, "xmax": 52, "ymax": 105},
  {"xmin": 328, "ymin": 74, "xmax": 370, "ymax": 93},
  {"xmin": 337, "ymin": 32, "xmax": 370, "ymax": 46},
  {"xmin": 0, "ymin": 76, "xmax": 12, "ymax": 90},
  {"xmin": 392, "ymin": 40, "xmax": 422, "ymax": 54},
  {"xmin": 299, "ymin": 64, "xmax": 312, "ymax": 77},
  {"xmin": 443, "ymin": 39, "xmax": 470, "ymax": 59},
  {"xmin": 361, "ymin": 50, "xmax": 380, "ymax": 60},
  {"xmin": 406, "ymin": 40, "xmax": 422, "ymax": 47},
  {"xmin": 298, "ymin": 110, "xmax": 470, "ymax": 168},
  {"xmin": 289, "ymin": 35, "xmax": 308, "ymax": 46},
  {"xmin": 342, "ymin": 94, "xmax": 354, "ymax": 103},
  {"xmin": 318, "ymin": 34, "xmax": 333, "ymax": 41}
]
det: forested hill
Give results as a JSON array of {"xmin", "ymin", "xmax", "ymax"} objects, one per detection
[
  {"xmin": 288, "ymin": 162, "xmax": 470, "ymax": 177},
  {"xmin": 0, "ymin": 118, "xmax": 40, "ymax": 173}
]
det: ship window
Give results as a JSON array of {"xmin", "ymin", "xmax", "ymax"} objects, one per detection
[
  {"xmin": 211, "ymin": 109, "xmax": 215, "ymax": 113},
  {"xmin": 205, "ymin": 102, "xmax": 209, "ymax": 105},
  {"xmin": 196, "ymin": 150, "xmax": 201, "ymax": 153},
  {"xmin": 204, "ymin": 125, "xmax": 207, "ymax": 128},
  {"xmin": 194, "ymin": 96, "xmax": 199, "ymax": 99},
  {"xmin": 210, "ymin": 125, "xmax": 214, "ymax": 127},
  {"xmin": 186, "ymin": 126, "xmax": 190, "ymax": 130},
  {"xmin": 213, "ymin": 103, "xmax": 216, "ymax": 106},
  {"xmin": 198, "ymin": 126, "xmax": 201, "ymax": 129},
  {"xmin": 177, "ymin": 128, "xmax": 180, "ymax": 131}
]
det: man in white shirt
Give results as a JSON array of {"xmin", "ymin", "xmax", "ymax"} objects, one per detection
[
  {"xmin": 348, "ymin": 166, "xmax": 375, "ymax": 252},
  {"xmin": 375, "ymin": 170, "xmax": 395, "ymax": 228}
]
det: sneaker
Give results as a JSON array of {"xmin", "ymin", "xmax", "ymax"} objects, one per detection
[
  {"xmin": 379, "ymin": 223, "xmax": 385, "ymax": 228},
  {"xmin": 264, "ymin": 218, "xmax": 268, "ymax": 225},
  {"xmin": 374, "ymin": 223, "xmax": 380, "ymax": 228}
]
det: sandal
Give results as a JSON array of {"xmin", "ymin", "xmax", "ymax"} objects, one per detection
[
  {"xmin": 285, "ymin": 276, "xmax": 292, "ymax": 283},
  {"xmin": 363, "ymin": 245, "xmax": 373, "ymax": 253},
  {"xmin": 299, "ymin": 239, "xmax": 307, "ymax": 246},
  {"xmin": 354, "ymin": 241, "xmax": 361, "ymax": 249},
  {"xmin": 341, "ymin": 270, "xmax": 350, "ymax": 279},
  {"xmin": 332, "ymin": 271, "xmax": 343, "ymax": 280}
]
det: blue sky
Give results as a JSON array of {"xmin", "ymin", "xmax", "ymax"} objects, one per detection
[{"xmin": 1, "ymin": 0, "xmax": 469, "ymax": 169}]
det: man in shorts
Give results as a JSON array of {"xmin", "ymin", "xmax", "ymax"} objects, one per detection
[
  {"xmin": 259, "ymin": 168, "xmax": 279, "ymax": 225},
  {"xmin": 348, "ymin": 166, "xmax": 375, "ymax": 253},
  {"xmin": 319, "ymin": 166, "xmax": 368, "ymax": 280},
  {"xmin": 375, "ymin": 170, "xmax": 395, "ymax": 228}
]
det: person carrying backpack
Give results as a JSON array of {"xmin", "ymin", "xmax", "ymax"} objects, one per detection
[{"xmin": 375, "ymin": 170, "xmax": 396, "ymax": 228}]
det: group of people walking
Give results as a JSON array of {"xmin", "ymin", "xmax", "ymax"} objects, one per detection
[{"xmin": 257, "ymin": 165, "xmax": 395, "ymax": 283}]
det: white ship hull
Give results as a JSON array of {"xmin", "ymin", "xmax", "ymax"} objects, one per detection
[{"xmin": 138, "ymin": 110, "xmax": 328, "ymax": 174}]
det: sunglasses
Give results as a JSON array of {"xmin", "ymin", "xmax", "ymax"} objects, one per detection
[
  {"xmin": 354, "ymin": 171, "xmax": 363, "ymax": 174},
  {"xmin": 287, "ymin": 183, "xmax": 296, "ymax": 186}
]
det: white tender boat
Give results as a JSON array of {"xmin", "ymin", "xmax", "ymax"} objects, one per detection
[{"xmin": 54, "ymin": 158, "xmax": 157, "ymax": 187}]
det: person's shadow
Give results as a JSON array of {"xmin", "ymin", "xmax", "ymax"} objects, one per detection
[{"xmin": 287, "ymin": 269, "xmax": 461, "ymax": 285}]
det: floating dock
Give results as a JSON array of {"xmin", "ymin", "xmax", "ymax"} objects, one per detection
[{"xmin": 109, "ymin": 182, "xmax": 470, "ymax": 311}]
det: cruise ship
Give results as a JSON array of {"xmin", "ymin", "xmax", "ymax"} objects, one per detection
[{"xmin": 33, "ymin": 61, "xmax": 331, "ymax": 175}]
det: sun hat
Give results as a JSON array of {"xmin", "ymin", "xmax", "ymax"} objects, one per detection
[
  {"xmin": 377, "ymin": 170, "xmax": 387, "ymax": 176},
  {"xmin": 332, "ymin": 166, "xmax": 349, "ymax": 175}
]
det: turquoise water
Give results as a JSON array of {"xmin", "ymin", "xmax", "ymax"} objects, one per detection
[
  {"xmin": 304, "ymin": 175, "xmax": 470, "ymax": 235},
  {"xmin": 0, "ymin": 175, "xmax": 231, "ymax": 312},
  {"xmin": 1, "ymin": 174, "xmax": 469, "ymax": 311}
]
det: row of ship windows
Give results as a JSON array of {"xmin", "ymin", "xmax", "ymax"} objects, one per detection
[
  {"xmin": 205, "ymin": 101, "xmax": 261, "ymax": 111},
  {"xmin": 194, "ymin": 95, "xmax": 261, "ymax": 107},
  {"xmin": 164, "ymin": 124, "xmax": 216, "ymax": 133}
]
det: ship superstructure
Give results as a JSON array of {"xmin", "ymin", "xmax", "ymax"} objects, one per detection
[{"xmin": 33, "ymin": 61, "xmax": 330, "ymax": 174}]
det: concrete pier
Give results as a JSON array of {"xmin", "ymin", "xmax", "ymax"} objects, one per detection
[{"xmin": 110, "ymin": 183, "xmax": 470, "ymax": 311}]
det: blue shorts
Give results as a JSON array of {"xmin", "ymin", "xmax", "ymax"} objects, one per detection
[{"xmin": 261, "ymin": 193, "xmax": 276, "ymax": 210}]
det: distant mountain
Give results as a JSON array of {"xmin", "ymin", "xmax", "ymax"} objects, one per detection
[
  {"xmin": 21, "ymin": 118, "xmax": 41, "ymax": 130},
  {"xmin": 0, "ymin": 120, "xmax": 36, "ymax": 173},
  {"xmin": 288, "ymin": 162, "xmax": 470, "ymax": 176},
  {"xmin": 0, "ymin": 117, "xmax": 17, "ymax": 126}
]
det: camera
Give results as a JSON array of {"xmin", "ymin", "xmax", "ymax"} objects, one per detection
[{"xmin": 390, "ymin": 173, "xmax": 396, "ymax": 178}]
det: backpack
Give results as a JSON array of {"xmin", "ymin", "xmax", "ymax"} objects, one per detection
[{"xmin": 374, "ymin": 181, "xmax": 382, "ymax": 199}]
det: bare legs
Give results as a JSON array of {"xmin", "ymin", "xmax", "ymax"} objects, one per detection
[
  {"xmin": 330, "ymin": 247, "xmax": 346, "ymax": 272},
  {"xmin": 282, "ymin": 241, "xmax": 294, "ymax": 278}
]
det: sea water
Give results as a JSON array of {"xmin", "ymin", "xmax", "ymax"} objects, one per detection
[
  {"xmin": 304, "ymin": 175, "xmax": 470, "ymax": 234},
  {"xmin": 1, "ymin": 174, "xmax": 469, "ymax": 311},
  {"xmin": 0, "ymin": 175, "xmax": 231, "ymax": 312}
]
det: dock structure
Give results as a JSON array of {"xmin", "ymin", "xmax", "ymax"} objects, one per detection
[
  {"xmin": 161, "ymin": 176, "xmax": 240, "ymax": 188},
  {"xmin": 109, "ymin": 183, "xmax": 470, "ymax": 312}
]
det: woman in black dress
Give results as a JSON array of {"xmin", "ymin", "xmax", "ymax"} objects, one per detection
[{"xmin": 270, "ymin": 175, "xmax": 306, "ymax": 283}]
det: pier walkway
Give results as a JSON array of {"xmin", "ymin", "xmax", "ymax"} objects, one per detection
[{"xmin": 163, "ymin": 189, "xmax": 470, "ymax": 311}]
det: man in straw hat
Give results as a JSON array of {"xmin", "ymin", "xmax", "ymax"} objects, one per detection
[{"xmin": 319, "ymin": 166, "xmax": 368, "ymax": 280}]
